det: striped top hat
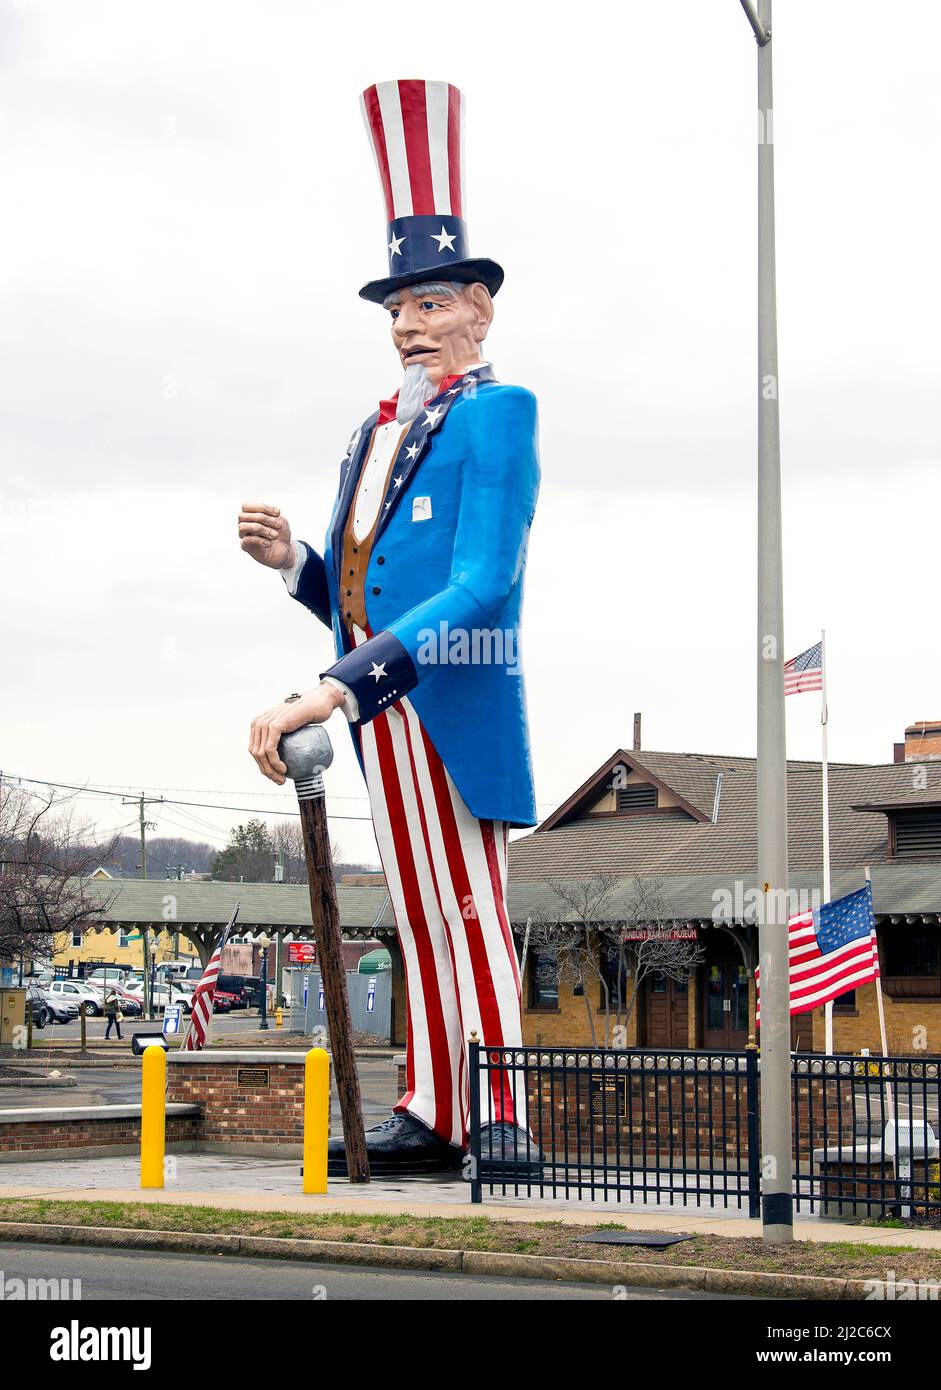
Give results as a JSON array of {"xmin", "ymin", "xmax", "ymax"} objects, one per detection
[{"xmin": 359, "ymin": 79, "xmax": 504, "ymax": 305}]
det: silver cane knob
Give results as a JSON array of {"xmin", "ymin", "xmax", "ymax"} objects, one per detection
[{"xmin": 278, "ymin": 724, "xmax": 334, "ymax": 800}]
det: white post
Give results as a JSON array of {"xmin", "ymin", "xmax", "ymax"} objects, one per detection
[
  {"xmin": 864, "ymin": 865, "xmax": 894, "ymax": 1128},
  {"xmin": 821, "ymin": 629, "xmax": 833, "ymax": 1054},
  {"xmin": 744, "ymin": 0, "xmax": 794, "ymax": 1244}
]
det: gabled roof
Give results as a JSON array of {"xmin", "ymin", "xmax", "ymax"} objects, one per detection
[
  {"xmin": 539, "ymin": 749, "xmax": 716, "ymax": 830},
  {"xmin": 510, "ymin": 747, "xmax": 941, "ymax": 882}
]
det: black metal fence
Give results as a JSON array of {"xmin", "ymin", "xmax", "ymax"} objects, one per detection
[
  {"xmin": 467, "ymin": 1042, "xmax": 941, "ymax": 1223},
  {"xmin": 792, "ymin": 1054, "xmax": 941, "ymax": 1222}
]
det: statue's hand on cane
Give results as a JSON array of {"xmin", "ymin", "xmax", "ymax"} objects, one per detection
[{"xmin": 249, "ymin": 684, "xmax": 346, "ymax": 784}]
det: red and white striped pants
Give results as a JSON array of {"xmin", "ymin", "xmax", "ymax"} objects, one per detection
[{"xmin": 357, "ymin": 695, "xmax": 524, "ymax": 1148}]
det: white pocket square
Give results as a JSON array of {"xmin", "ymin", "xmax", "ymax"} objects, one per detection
[{"xmin": 412, "ymin": 496, "xmax": 432, "ymax": 521}]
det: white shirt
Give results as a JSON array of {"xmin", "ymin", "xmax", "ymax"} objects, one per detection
[{"xmin": 351, "ymin": 420, "xmax": 410, "ymax": 541}]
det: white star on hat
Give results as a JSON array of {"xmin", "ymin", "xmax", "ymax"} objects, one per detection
[
  {"xmin": 388, "ymin": 232, "xmax": 405, "ymax": 257},
  {"xmin": 369, "ymin": 662, "xmax": 387, "ymax": 682},
  {"xmin": 431, "ymin": 225, "xmax": 457, "ymax": 253}
]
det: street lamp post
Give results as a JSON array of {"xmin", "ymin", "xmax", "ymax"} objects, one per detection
[
  {"xmin": 258, "ymin": 934, "xmax": 270, "ymax": 1031},
  {"xmin": 739, "ymin": 0, "xmax": 794, "ymax": 1244}
]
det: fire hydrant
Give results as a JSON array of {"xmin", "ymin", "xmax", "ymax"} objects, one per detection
[{"xmin": 275, "ymin": 1006, "xmax": 283, "ymax": 1029}]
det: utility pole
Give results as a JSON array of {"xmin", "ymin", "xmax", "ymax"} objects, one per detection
[
  {"xmin": 122, "ymin": 792, "xmax": 164, "ymax": 1020},
  {"xmin": 738, "ymin": 0, "xmax": 794, "ymax": 1244}
]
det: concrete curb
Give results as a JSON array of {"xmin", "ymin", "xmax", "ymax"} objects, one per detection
[
  {"xmin": 0, "ymin": 1220, "xmax": 875, "ymax": 1297},
  {"xmin": 0, "ymin": 1077, "xmax": 78, "ymax": 1089}
]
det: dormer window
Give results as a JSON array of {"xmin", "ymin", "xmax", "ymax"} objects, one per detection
[{"xmin": 617, "ymin": 783, "xmax": 657, "ymax": 813}]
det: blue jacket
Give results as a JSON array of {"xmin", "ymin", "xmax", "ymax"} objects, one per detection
[{"xmin": 289, "ymin": 369, "xmax": 540, "ymax": 827}]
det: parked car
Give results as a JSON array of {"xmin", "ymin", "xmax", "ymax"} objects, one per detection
[
  {"xmin": 156, "ymin": 961, "xmax": 194, "ymax": 980},
  {"xmin": 25, "ymin": 983, "xmax": 79, "ymax": 1028},
  {"xmin": 124, "ymin": 981, "xmax": 193, "ymax": 1015},
  {"xmin": 46, "ymin": 979, "xmax": 105, "ymax": 1015},
  {"xmin": 216, "ymin": 975, "xmax": 258, "ymax": 1009},
  {"xmin": 211, "ymin": 989, "xmax": 238, "ymax": 1013},
  {"xmin": 83, "ymin": 966, "xmax": 131, "ymax": 988}
]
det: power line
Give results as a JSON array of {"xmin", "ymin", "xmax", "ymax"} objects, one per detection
[{"xmin": 2, "ymin": 772, "xmax": 373, "ymax": 822}]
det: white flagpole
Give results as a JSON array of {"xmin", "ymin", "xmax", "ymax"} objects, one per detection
[
  {"xmin": 821, "ymin": 629, "xmax": 834, "ymax": 1054},
  {"xmin": 865, "ymin": 864, "xmax": 894, "ymax": 1124}
]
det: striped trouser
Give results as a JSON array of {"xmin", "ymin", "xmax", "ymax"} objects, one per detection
[{"xmin": 357, "ymin": 695, "xmax": 524, "ymax": 1148}]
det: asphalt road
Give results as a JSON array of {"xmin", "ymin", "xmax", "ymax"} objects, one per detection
[{"xmin": 0, "ymin": 1241, "xmax": 729, "ymax": 1300}]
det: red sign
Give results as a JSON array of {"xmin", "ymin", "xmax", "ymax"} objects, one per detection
[
  {"xmin": 288, "ymin": 942, "xmax": 317, "ymax": 964},
  {"xmin": 622, "ymin": 927, "xmax": 699, "ymax": 942}
]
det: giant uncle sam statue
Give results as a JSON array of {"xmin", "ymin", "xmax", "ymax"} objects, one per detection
[{"xmin": 240, "ymin": 80, "xmax": 539, "ymax": 1174}]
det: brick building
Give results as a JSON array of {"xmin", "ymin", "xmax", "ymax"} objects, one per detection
[
  {"xmin": 66, "ymin": 722, "xmax": 941, "ymax": 1059},
  {"xmin": 507, "ymin": 721, "xmax": 941, "ymax": 1056}
]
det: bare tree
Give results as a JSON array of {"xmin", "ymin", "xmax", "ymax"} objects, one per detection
[
  {"xmin": 526, "ymin": 874, "xmax": 703, "ymax": 1048},
  {"xmin": 0, "ymin": 786, "xmax": 118, "ymax": 971},
  {"xmin": 270, "ymin": 819, "xmax": 308, "ymax": 883},
  {"xmin": 609, "ymin": 877, "xmax": 703, "ymax": 1043}
]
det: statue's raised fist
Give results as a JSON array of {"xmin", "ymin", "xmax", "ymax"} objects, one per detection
[{"xmin": 238, "ymin": 503, "xmax": 295, "ymax": 571}]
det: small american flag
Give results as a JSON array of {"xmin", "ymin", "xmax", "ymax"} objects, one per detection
[
  {"xmin": 181, "ymin": 904, "xmax": 239, "ymax": 1052},
  {"xmin": 756, "ymin": 883, "xmax": 880, "ymax": 1021},
  {"xmin": 784, "ymin": 641, "xmax": 823, "ymax": 695}
]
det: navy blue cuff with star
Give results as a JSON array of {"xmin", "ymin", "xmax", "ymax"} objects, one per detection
[{"xmin": 321, "ymin": 631, "xmax": 418, "ymax": 725}]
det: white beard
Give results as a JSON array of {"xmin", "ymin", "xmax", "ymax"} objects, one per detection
[{"xmin": 396, "ymin": 362, "xmax": 434, "ymax": 423}]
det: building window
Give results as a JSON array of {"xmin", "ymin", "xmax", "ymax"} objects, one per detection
[
  {"xmin": 833, "ymin": 989, "xmax": 856, "ymax": 1014},
  {"xmin": 529, "ymin": 949, "xmax": 559, "ymax": 1009},
  {"xmin": 71, "ymin": 929, "xmax": 83, "ymax": 948},
  {"xmin": 600, "ymin": 950, "xmax": 627, "ymax": 1010},
  {"xmin": 119, "ymin": 930, "xmax": 130, "ymax": 948},
  {"xmin": 882, "ymin": 927, "xmax": 941, "ymax": 998}
]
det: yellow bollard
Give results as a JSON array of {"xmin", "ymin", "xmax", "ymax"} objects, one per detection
[
  {"xmin": 303, "ymin": 1047, "xmax": 329, "ymax": 1194},
  {"xmin": 140, "ymin": 1044, "xmax": 166, "ymax": 1190}
]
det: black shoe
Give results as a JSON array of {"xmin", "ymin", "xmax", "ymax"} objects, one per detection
[
  {"xmin": 327, "ymin": 1112, "xmax": 464, "ymax": 1177},
  {"xmin": 477, "ymin": 1122, "xmax": 544, "ymax": 1184}
]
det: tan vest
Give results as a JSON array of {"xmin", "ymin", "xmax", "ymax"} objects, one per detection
[{"xmin": 338, "ymin": 423, "xmax": 407, "ymax": 634}]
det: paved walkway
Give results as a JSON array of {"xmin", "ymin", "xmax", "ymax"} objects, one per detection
[{"xmin": 2, "ymin": 1153, "xmax": 940, "ymax": 1248}]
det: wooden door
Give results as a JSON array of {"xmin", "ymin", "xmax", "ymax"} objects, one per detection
[{"xmin": 644, "ymin": 973, "xmax": 689, "ymax": 1047}]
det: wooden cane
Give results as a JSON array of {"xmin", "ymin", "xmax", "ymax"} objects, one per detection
[{"xmin": 279, "ymin": 724, "xmax": 370, "ymax": 1183}]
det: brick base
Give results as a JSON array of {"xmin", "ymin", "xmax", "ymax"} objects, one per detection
[
  {"xmin": 167, "ymin": 1052, "xmax": 307, "ymax": 1147},
  {"xmin": 0, "ymin": 1107, "xmax": 199, "ymax": 1161}
]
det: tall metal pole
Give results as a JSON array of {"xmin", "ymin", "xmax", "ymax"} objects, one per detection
[
  {"xmin": 741, "ymin": 0, "xmax": 794, "ymax": 1244},
  {"xmin": 821, "ymin": 628, "xmax": 833, "ymax": 1053}
]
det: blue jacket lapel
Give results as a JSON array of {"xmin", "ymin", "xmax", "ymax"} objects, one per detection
[{"xmin": 374, "ymin": 364, "xmax": 496, "ymax": 542}]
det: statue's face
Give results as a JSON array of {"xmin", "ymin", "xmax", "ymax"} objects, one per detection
[{"xmin": 387, "ymin": 283, "xmax": 491, "ymax": 386}]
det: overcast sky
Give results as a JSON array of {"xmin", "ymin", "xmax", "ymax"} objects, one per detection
[{"xmin": 1, "ymin": 0, "xmax": 939, "ymax": 866}]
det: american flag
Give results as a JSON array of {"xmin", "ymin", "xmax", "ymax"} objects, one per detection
[
  {"xmin": 181, "ymin": 904, "xmax": 239, "ymax": 1052},
  {"xmin": 756, "ymin": 883, "xmax": 880, "ymax": 1021},
  {"xmin": 784, "ymin": 641, "xmax": 823, "ymax": 695}
]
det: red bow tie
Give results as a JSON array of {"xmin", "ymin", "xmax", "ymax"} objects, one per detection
[{"xmin": 377, "ymin": 373, "xmax": 464, "ymax": 425}]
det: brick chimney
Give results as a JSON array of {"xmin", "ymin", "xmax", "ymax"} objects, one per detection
[
  {"xmin": 633, "ymin": 712, "xmax": 642, "ymax": 751},
  {"xmin": 900, "ymin": 721, "xmax": 941, "ymax": 762}
]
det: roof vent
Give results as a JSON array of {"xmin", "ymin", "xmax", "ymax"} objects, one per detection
[{"xmin": 617, "ymin": 783, "xmax": 657, "ymax": 813}]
